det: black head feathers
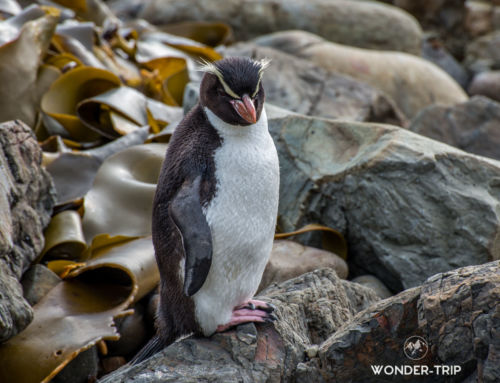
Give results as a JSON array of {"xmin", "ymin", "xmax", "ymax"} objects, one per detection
[{"xmin": 199, "ymin": 57, "xmax": 270, "ymax": 99}]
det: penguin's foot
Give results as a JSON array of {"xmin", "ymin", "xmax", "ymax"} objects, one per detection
[
  {"xmin": 215, "ymin": 306, "xmax": 277, "ymax": 333},
  {"xmin": 236, "ymin": 299, "xmax": 276, "ymax": 313}
]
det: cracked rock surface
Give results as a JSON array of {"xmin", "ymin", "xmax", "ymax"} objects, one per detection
[
  {"xmin": 0, "ymin": 120, "xmax": 56, "ymax": 342},
  {"xmin": 269, "ymin": 113, "xmax": 500, "ymax": 291}
]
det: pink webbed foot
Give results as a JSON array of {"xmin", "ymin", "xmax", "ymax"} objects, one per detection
[
  {"xmin": 216, "ymin": 300, "xmax": 277, "ymax": 333},
  {"xmin": 235, "ymin": 299, "xmax": 276, "ymax": 313}
]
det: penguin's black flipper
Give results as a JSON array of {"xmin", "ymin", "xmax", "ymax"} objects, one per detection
[
  {"xmin": 169, "ymin": 175, "xmax": 213, "ymax": 297},
  {"xmin": 128, "ymin": 335, "xmax": 165, "ymax": 365}
]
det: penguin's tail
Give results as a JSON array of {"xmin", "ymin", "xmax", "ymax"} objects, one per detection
[{"xmin": 128, "ymin": 335, "xmax": 170, "ymax": 365}]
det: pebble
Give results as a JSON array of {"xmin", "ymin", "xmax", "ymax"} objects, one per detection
[
  {"xmin": 468, "ymin": 70, "xmax": 500, "ymax": 102},
  {"xmin": 306, "ymin": 345, "xmax": 319, "ymax": 358},
  {"xmin": 351, "ymin": 275, "xmax": 392, "ymax": 299},
  {"xmin": 101, "ymin": 356, "xmax": 127, "ymax": 375},
  {"xmin": 52, "ymin": 346, "xmax": 98, "ymax": 383}
]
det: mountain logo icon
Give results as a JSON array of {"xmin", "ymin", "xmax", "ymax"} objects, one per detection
[{"xmin": 404, "ymin": 336, "xmax": 428, "ymax": 361}]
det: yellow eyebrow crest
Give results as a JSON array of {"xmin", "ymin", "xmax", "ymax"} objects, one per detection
[
  {"xmin": 198, "ymin": 59, "xmax": 240, "ymax": 99},
  {"xmin": 251, "ymin": 58, "xmax": 271, "ymax": 98},
  {"xmin": 218, "ymin": 77, "xmax": 241, "ymax": 99}
]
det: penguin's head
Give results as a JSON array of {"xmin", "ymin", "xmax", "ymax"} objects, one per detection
[{"xmin": 199, "ymin": 57, "xmax": 270, "ymax": 126}]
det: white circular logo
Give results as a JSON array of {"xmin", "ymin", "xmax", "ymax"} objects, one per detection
[{"xmin": 404, "ymin": 336, "xmax": 428, "ymax": 361}]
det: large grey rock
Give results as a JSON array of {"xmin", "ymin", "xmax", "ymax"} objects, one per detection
[
  {"xmin": 223, "ymin": 43, "xmax": 406, "ymax": 126},
  {"xmin": 269, "ymin": 113, "xmax": 500, "ymax": 291},
  {"xmin": 136, "ymin": 0, "xmax": 422, "ymax": 54},
  {"xmin": 0, "ymin": 120, "xmax": 56, "ymax": 342},
  {"xmin": 99, "ymin": 268, "xmax": 379, "ymax": 382},
  {"xmin": 300, "ymin": 261, "xmax": 500, "ymax": 383},
  {"xmin": 409, "ymin": 96, "xmax": 500, "ymax": 161}
]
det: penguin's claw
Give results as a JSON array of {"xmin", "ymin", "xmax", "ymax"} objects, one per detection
[
  {"xmin": 263, "ymin": 313, "xmax": 277, "ymax": 323},
  {"xmin": 264, "ymin": 302, "xmax": 277, "ymax": 312},
  {"xmin": 236, "ymin": 299, "xmax": 275, "ymax": 313}
]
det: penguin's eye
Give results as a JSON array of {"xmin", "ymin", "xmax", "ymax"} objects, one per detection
[{"xmin": 217, "ymin": 88, "xmax": 228, "ymax": 97}]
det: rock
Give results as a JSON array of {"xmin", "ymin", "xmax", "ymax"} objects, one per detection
[
  {"xmin": 107, "ymin": 303, "xmax": 149, "ymax": 358},
  {"xmin": 101, "ymin": 356, "xmax": 127, "ymax": 376},
  {"xmin": 421, "ymin": 35, "xmax": 469, "ymax": 89},
  {"xmin": 468, "ymin": 70, "xmax": 500, "ymax": 102},
  {"xmin": 351, "ymin": 275, "xmax": 392, "ymax": 299},
  {"xmin": 223, "ymin": 43, "xmax": 406, "ymax": 126},
  {"xmin": 52, "ymin": 346, "xmax": 99, "ymax": 383},
  {"xmin": 465, "ymin": 1, "xmax": 494, "ymax": 37},
  {"xmin": 301, "ymin": 261, "xmax": 500, "ymax": 383},
  {"xmin": 258, "ymin": 240, "xmax": 348, "ymax": 292},
  {"xmin": 0, "ymin": 263, "xmax": 32, "ymax": 344},
  {"xmin": 254, "ymin": 30, "xmax": 468, "ymax": 119},
  {"xmin": 0, "ymin": 120, "xmax": 56, "ymax": 342},
  {"xmin": 465, "ymin": 30, "xmax": 500, "ymax": 73},
  {"xmin": 269, "ymin": 113, "xmax": 500, "ymax": 291},
  {"xmin": 20, "ymin": 264, "xmax": 61, "ymax": 306},
  {"xmin": 409, "ymin": 96, "xmax": 500, "ymax": 161},
  {"xmin": 99, "ymin": 268, "xmax": 379, "ymax": 382},
  {"xmin": 339, "ymin": 279, "xmax": 381, "ymax": 314},
  {"xmin": 494, "ymin": 5, "xmax": 500, "ymax": 30},
  {"xmin": 137, "ymin": 0, "xmax": 422, "ymax": 54}
]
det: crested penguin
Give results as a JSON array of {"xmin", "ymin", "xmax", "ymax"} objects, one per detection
[{"xmin": 132, "ymin": 56, "xmax": 279, "ymax": 363}]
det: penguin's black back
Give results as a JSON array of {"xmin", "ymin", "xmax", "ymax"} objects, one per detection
[{"xmin": 151, "ymin": 103, "xmax": 222, "ymax": 345}]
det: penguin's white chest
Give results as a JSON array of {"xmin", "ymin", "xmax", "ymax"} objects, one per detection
[{"xmin": 193, "ymin": 108, "xmax": 279, "ymax": 335}]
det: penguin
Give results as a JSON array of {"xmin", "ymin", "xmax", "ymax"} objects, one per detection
[{"xmin": 131, "ymin": 56, "xmax": 279, "ymax": 363}]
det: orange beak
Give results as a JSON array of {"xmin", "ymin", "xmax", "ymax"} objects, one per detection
[{"xmin": 230, "ymin": 94, "xmax": 257, "ymax": 124}]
